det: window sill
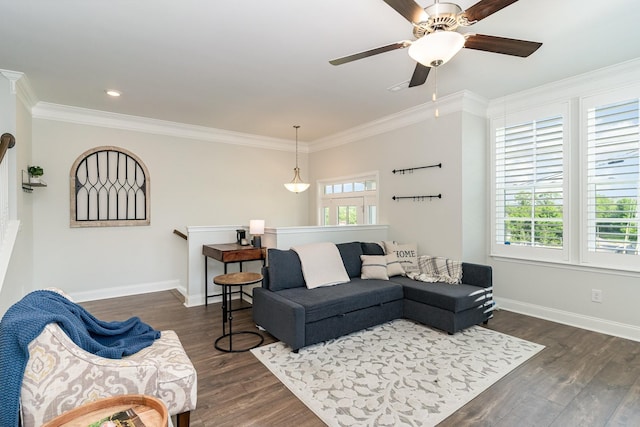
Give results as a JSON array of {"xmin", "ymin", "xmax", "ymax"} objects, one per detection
[{"xmin": 490, "ymin": 253, "xmax": 640, "ymax": 278}]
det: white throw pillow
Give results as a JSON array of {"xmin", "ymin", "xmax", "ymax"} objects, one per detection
[
  {"xmin": 360, "ymin": 255, "xmax": 389, "ymax": 280},
  {"xmin": 385, "ymin": 253, "xmax": 406, "ymax": 277},
  {"xmin": 382, "ymin": 240, "xmax": 397, "ymax": 255}
]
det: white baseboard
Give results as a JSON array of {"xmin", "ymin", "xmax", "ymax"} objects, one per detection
[
  {"xmin": 495, "ymin": 297, "xmax": 640, "ymax": 343},
  {"xmin": 70, "ymin": 280, "xmax": 182, "ymax": 303},
  {"xmin": 184, "ymin": 292, "xmax": 252, "ymax": 308}
]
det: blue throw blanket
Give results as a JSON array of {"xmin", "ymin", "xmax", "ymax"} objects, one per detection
[{"xmin": 0, "ymin": 290, "xmax": 160, "ymax": 427}]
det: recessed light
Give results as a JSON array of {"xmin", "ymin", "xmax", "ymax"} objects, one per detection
[{"xmin": 105, "ymin": 89, "xmax": 121, "ymax": 97}]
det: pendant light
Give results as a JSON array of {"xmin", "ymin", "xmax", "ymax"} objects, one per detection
[{"xmin": 284, "ymin": 125, "xmax": 310, "ymax": 193}]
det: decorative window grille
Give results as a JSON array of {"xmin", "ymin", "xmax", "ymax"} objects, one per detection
[
  {"xmin": 495, "ymin": 115, "xmax": 565, "ymax": 249},
  {"xmin": 70, "ymin": 146, "xmax": 150, "ymax": 227}
]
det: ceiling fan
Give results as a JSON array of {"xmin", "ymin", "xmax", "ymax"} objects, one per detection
[{"xmin": 329, "ymin": 0, "xmax": 542, "ymax": 88}]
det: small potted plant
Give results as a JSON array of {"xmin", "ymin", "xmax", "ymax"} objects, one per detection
[{"xmin": 28, "ymin": 165, "xmax": 44, "ymax": 184}]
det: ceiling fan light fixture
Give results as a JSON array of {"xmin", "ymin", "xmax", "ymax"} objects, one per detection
[{"xmin": 408, "ymin": 31, "xmax": 465, "ymax": 67}]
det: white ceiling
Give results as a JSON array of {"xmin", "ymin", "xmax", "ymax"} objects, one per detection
[{"xmin": 2, "ymin": 0, "xmax": 640, "ymax": 142}]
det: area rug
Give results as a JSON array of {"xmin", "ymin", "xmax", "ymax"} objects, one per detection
[{"xmin": 251, "ymin": 319, "xmax": 544, "ymax": 426}]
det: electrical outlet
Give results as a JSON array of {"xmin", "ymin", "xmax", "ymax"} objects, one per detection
[{"xmin": 591, "ymin": 289, "xmax": 603, "ymax": 303}]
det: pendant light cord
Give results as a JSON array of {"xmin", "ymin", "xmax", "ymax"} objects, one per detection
[{"xmin": 294, "ymin": 125, "xmax": 300, "ymax": 168}]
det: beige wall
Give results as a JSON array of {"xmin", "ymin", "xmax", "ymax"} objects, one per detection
[
  {"xmin": 28, "ymin": 119, "xmax": 309, "ymax": 297},
  {"xmin": 309, "ymin": 108, "xmax": 487, "ymax": 263}
]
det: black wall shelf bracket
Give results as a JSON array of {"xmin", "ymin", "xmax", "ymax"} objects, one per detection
[
  {"xmin": 392, "ymin": 162, "xmax": 442, "ymax": 174},
  {"xmin": 392, "ymin": 194, "xmax": 442, "ymax": 201}
]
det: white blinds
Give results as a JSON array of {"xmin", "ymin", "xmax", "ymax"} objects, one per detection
[
  {"xmin": 495, "ymin": 115, "xmax": 564, "ymax": 248},
  {"xmin": 586, "ymin": 99, "xmax": 639, "ymax": 255}
]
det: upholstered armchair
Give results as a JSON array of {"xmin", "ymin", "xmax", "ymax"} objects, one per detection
[{"xmin": 18, "ymin": 301, "xmax": 197, "ymax": 426}]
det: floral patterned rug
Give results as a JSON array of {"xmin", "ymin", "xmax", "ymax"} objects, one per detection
[{"xmin": 251, "ymin": 319, "xmax": 544, "ymax": 426}]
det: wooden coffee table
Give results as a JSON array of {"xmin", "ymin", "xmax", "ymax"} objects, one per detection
[
  {"xmin": 42, "ymin": 394, "xmax": 168, "ymax": 427},
  {"xmin": 213, "ymin": 271, "xmax": 264, "ymax": 352}
]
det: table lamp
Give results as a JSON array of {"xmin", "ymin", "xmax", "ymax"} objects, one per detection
[{"xmin": 249, "ymin": 219, "xmax": 265, "ymax": 248}]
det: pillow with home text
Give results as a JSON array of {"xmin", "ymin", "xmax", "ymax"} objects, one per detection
[{"xmin": 387, "ymin": 242, "xmax": 419, "ymax": 273}]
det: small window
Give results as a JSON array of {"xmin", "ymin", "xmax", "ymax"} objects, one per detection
[
  {"xmin": 319, "ymin": 173, "xmax": 378, "ymax": 226},
  {"xmin": 70, "ymin": 146, "xmax": 150, "ymax": 227}
]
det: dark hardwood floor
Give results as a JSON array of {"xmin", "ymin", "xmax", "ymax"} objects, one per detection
[{"xmin": 81, "ymin": 291, "xmax": 640, "ymax": 427}]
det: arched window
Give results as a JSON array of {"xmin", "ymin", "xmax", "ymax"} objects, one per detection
[{"xmin": 70, "ymin": 146, "xmax": 150, "ymax": 227}]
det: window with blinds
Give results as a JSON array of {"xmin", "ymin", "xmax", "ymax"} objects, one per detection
[
  {"xmin": 495, "ymin": 115, "xmax": 565, "ymax": 249},
  {"xmin": 586, "ymin": 98, "xmax": 639, "ymax": 257}
]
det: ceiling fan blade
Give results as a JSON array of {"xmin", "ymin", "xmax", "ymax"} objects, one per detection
[
  {"xmin": 462, "ymin": 0, "xmax": 519, "ymax": 24},
  {"xmin": 329, "ymin": 41, "xmax": 410, "ymax": 65},
  {"xmin": 464, "ymin": 34, "xmax": 542, "ymax": 57},
  {"xmin": 408, "ymin": 63, "xmax": 430, "ymax": 87},
  {"xmin": 382, "ymin": 0, "xmax": 426, "ymax": 24}
]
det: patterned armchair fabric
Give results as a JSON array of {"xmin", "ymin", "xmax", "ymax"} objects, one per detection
[{"xmin": 20, "ymin": 320, "xmax": 197, "ymax": 427}]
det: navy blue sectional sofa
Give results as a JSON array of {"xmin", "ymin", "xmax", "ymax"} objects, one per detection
[{"xmin": 252, "ymin": 242, "xmax": 493, "ymax": 351}]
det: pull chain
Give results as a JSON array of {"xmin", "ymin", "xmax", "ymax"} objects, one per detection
[{"xmin": 433, "ymin": 67, "xmax": 439, "ymax": 118}]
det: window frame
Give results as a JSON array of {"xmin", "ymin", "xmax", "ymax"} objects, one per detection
[
  {"xmin": 580, "ymin": 86, "xmax": 640, "ymax": 271},
  {"xmin": 490, "ymin": 102, "xmax": 571, "ymax": 263},
  {"xmin": 317, "ymin": 172, "xmax": 379, "ymax": 226}
]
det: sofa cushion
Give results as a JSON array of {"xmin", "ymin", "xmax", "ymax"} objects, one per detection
[
  {"xmin": 392, "ymin": 276, "xmax": 489, "ymax": 313},
  {"xmin": 275, "ymin": 279, "xmax": 403, "ymax": 323},
  {"xmin": 266, "ymin": 249, "xmax": 305, "ymax": 291},
  {"xmin": 360, "ymin": 242, "xmax": 385, "ymax": 256},
  {"xmin": 336, "ymin": 242, "xmax": 364, "ymax": 278}
]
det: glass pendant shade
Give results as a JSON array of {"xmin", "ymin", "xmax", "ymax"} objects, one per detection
[
  {"xmin": 285, "ymin": 125, "xmax": 310, "ymax": 193},
  {"xmin": 408, "ymin": 31, "xmax": 465, "ymax": 67},
  {"xmin": 284, "ymin": 167, "xmax": 310, "ymax": 193}
]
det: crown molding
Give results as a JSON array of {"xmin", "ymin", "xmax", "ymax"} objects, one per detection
[
  {"xmin": 31, "ymin": 102, "xmax": 306, "ymax": 153},
  {"xmin": 309, "ymin": 90, "xmax": 488, "ymax": 152},
  {"xmin": 0, "ymin": 69, "xmax": 39, "ymax": 110},
  {"xmin": 16, "ymin": 74, "xmax": 39, "ymax": 110},
  {"xmin": 0, "ymin": 69, "xmax": 23, "ymax": 94},
  {"xmin": 28, "ymin": 89, "xmax": 490, "ymax": 154},
  {"xmin": 487, "ymin": 57, "xmax": 640, "ymax": 117}
]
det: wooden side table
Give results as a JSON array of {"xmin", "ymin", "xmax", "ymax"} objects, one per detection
[
  {"xmin": 42, "ymin": 394, "xmax": 168, "ymax": 427},
  {"xmin": 213, "ymin": 272, "xmax": 264, "ymax": 353},
  {"xmin": 202, "ymin": 243, "xmax": 265, "ymax": 306}
]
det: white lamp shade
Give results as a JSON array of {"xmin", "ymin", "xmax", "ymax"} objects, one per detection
[
  {"xmin": 249, "ymin": 219, "xmax": 265, "ymax": 235},
  {"xmin": 408, "ymin": 31, "xmax": 465, "ymax": 67}
]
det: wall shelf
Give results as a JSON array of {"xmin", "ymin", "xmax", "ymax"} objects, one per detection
[{"xmin": 22, "ymin": 169, "xmax": 47, "ymax": 193}]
